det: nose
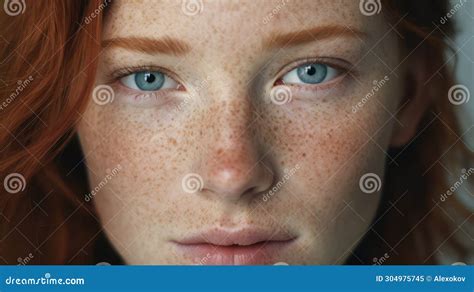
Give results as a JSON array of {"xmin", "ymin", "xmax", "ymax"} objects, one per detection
[{"xmin": 199, "ymin": 98, "xmax": 274, "ymax": 203}]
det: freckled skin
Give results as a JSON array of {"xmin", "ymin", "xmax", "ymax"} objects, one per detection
[{"xmin": 77, "ymin": 0, "xmax": 405, "ymax": 264}]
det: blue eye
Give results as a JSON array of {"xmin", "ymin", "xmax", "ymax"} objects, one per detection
[
  {"xmin": 120, "ymin": 71, "xmax": 179, "ymax": 91},
  {"xmin": 281, "ymin": 63, "xmax": 340, "ymax": 85},
  {"xmin": 135, "ymin": 72, "xmax": 164, "ymax": 91}
]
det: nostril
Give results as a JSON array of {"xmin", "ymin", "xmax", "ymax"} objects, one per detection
[{"xmin": 244, "ymin": 186, "xmax": 261, "ymax": 196}]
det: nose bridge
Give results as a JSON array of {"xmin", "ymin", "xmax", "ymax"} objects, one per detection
[
  {"xmin": 201, "ymin": 67, "xmax": 257, "ymax": 145},
  {"xmin": 215, "ymin": 93, "xmax": 255, "ymax": 144}
]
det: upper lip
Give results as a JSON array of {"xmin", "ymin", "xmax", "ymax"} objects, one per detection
[{"xmin": 174, "ymin": 227, "xmax": 296, "ymax": 246}]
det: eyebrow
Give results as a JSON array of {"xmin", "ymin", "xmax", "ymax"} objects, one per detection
[
  {"xmin": 102, "ymin": 36, "xmax": 191, "ymax": 56},
  {"xmin": 101, "ymin": 25, "xmax": 364, "ymax": 56},
  {"xmin": 264, "ymin": 25, "xmax": 366, "ymax": 49}
]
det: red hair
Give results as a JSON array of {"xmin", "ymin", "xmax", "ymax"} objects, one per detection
[{"xmin": 0, "ymin": 0, "xmax": 104, "ymax": 264}]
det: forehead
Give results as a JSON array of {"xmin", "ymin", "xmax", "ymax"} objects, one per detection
[{"xmin": 104, "ymin": 0, "xmax": 384, "ymax": 42}]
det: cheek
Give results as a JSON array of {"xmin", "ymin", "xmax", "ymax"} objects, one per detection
[
  {"xmin": 76, "ymin": 103, "xmax": 185, "ymax": 249},
  {"xmin": 78, "ymin": 103, "xmax": 186, "ymax": 192},
  {"xmin": 256, "ymin": 81, "xmax": 400, "ymax": 262}
]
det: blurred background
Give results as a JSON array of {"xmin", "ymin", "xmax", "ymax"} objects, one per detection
[
  {"xmin": 445, "ymin": 0, "xmax": 474, "ymax": 264},
  {"xmin": 453, "ymin": 0, "xmax": 473, "ymax": 144}
]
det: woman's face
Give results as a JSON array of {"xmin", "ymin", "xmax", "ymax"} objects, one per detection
[{"xmin": 77, "ymin": 0, "xmax": 404, "ymax": 264}]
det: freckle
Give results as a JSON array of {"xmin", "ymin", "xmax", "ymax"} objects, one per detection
[
  {"xmin": 302, "ymin": 153, "xmax": 306, "ymax": 157},
  {"xmin": 169, "ymin": 138, "xmax": 177, "ymax": 146}
]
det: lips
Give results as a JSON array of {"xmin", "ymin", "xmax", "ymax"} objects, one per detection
[{"xmin": 172, "ymin": 227, "xmax": 296, "ymax": 265}]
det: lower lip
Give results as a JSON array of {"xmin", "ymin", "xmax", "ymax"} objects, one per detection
[{"xmin": 173, "ymin": 240, "xmax": 295, "ymax": 265}]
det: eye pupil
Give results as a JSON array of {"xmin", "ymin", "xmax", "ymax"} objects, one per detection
[
  {"xmin": 305, "ymin": 65, "xmax": 317, "ymax": 76},
  {"xmin": 143, "ymin": 73, "xmax": 156, "ymax": 83}
]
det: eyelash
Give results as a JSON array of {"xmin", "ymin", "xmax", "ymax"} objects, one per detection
[{"xmin": 110, "ymin": 65, "xmax": 178, "ymax": 83}]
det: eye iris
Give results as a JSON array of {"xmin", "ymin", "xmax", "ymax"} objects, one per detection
[
  {"xmin": 296, "ymin": 64, "xmax": 327, "ymax": 84},
  {"xmin": 135, "ymin": 71, "xmax": 165, "ymax": 91}
]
